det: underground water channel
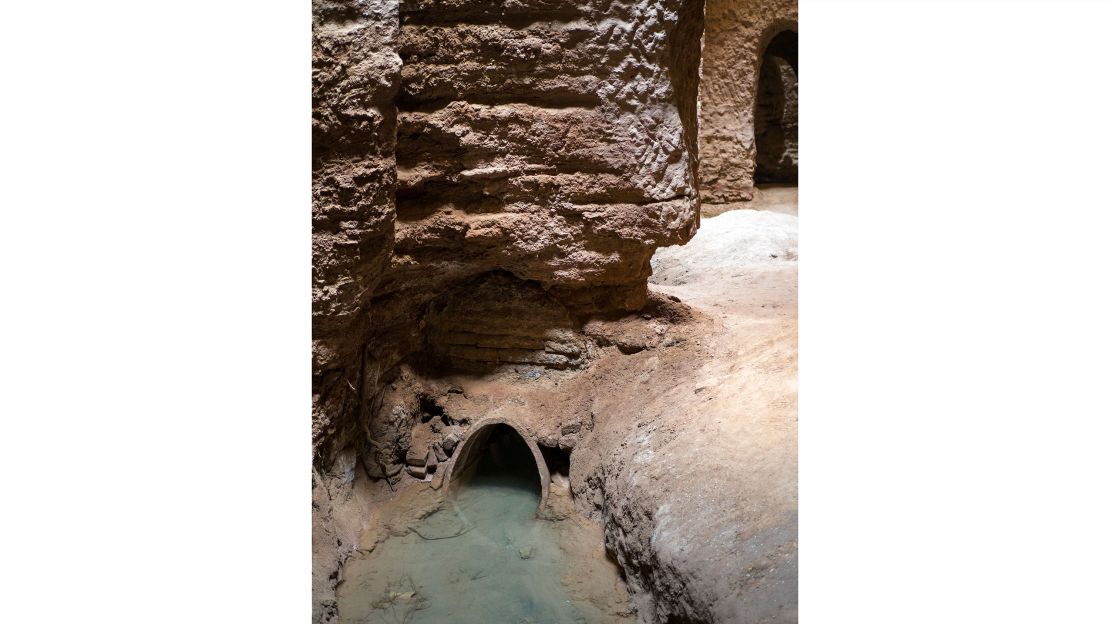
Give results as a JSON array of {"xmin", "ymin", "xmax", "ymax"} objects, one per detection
[{"xmin": 336, "ymin": 424, "xmax": 631, "ymax": 624}]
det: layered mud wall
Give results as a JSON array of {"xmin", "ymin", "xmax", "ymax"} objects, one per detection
[
  {"xmin": 312, "ymin": 0, "xmax": 401, "ymax": 463},
  {"xmin": 698, "ymin": 0, "xmax": 797, "ymax": 203},
  {"xmin": 313, "ymin": 0, "xmax": 706, "ymax": 466}
]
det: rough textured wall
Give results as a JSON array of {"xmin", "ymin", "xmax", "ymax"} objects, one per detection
[
  {"xmin": 312, "ymin": 1, "xmax": 402, "ymax": 621},
  {"xmin": 312, "ymin": 0, "xmax": 706, "ymax": 465},
  {"xmin": 378, "ymin": 0, "xmax": 706, "ymax": 331},
  {"xmin": 424, "ymin": 273, "xmax": 592, "ymax": 372},
  {"xmin": 312, "ymin": 0, "xmax": 401, "ymax": 464},
  {"xmin": 698, "ymin": 0, "xmax": 796, "ymax": 203}
]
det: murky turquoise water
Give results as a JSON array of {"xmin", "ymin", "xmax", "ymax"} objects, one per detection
[{"xmin": 337, "ymin": 432, "xmax": 629, "ymax": 624}]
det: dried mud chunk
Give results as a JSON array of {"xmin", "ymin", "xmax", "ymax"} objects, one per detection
[{"xmin": 405, "ymin": 448, "xmax": 427, "ymax": 467}]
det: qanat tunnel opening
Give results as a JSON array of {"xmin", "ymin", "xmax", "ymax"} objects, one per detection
[
  {"xmin": 755, "ymin": 30, "xmax": 799, "ymax": 185},
  {"xmin": 450, "ymin": 423, "xmax": 543, "ymax": 504}
]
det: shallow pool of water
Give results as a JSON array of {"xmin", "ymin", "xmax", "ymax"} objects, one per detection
[{"xmin": 337, "ymin": 436, "xmax": 630, "ymax": 624}]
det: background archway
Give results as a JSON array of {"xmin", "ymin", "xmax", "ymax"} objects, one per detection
[
  {"xmin": 755, "ymin": 30, "xmax": 799, "ymax": 184},
  {"xmin": 695, "ymin": 1, "xmax": 799, "ymax": 204}
]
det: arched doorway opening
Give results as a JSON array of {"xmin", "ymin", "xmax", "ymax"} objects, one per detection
[
  {"xmin": 443, "ymin": 418, "xmax": 550, "ymax": 512},
  {"xmin": 755, "ymin": 30, "xmax": 798, "ymax": 185}
]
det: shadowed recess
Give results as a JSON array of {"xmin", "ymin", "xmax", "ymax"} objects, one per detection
[
  {"xmin": 755, "ymin": 30, "xmax": 798, "ymax": 184},
  {"xmin": 450, "ymin": 423, "xmax": 542, "ymax": 501}
]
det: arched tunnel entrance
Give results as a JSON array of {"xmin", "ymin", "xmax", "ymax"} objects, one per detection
[
  {"xmin": 443, "ymin": 417, "xmax": 550, "ymax": 513},
  {"xmin": 755, "ymin": 30, "xmax": 799, "ymax": 184},
  {"xmin": 338, "ymin": 418, "xmax": 604, "ymax": 623}
]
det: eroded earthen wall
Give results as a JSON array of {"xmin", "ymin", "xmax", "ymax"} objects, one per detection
[
  {"xmin": 698, "ymin": 0, "xmax": 797, "ymax": 203},
  {"xmin": 313, "ymin": 0, "xmax": 706, "ymax": 466},
  {"xmin": 312, "ymin": 0, "xmax": 401, "ymax": 463}
]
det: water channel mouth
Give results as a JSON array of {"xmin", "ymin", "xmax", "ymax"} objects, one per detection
[{"xmin": 336, "ymin": 427, "xmax": 631, "ymax": 624}]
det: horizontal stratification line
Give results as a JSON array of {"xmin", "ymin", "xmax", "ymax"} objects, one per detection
[
  {"xmin": 399, "ymin": 2, "xmax": 585, "ymax": 28},
  {"xmin": 563, "ymin": 195, "xmax": 692, "ymax": 208},
  {"xmin": 396, "ymin": 90, "xmax": 602, "ymax": 114}
]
